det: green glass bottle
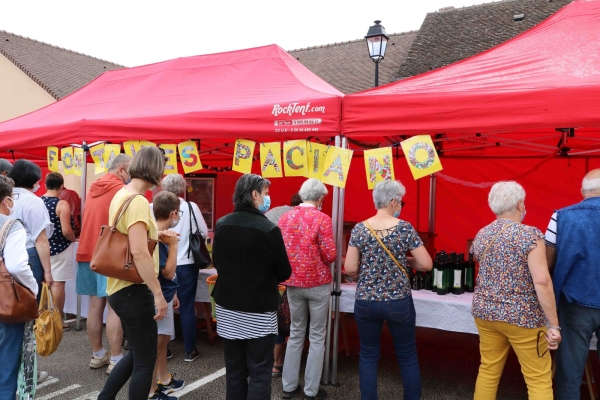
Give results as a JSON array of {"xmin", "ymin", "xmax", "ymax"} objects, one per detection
[{"xmin": 465, "ymin": 253, "xmax": 475, "ymax": 293}]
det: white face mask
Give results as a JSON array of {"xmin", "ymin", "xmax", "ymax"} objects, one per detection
[
  {"xmin": 4, "ymin": 198, "xmax": 14, "ymax": 216},
  {"xmin": 32, "ymin": 183, "xmax": 40, "ymax": 193},
  {"xmin": 170, "ymin": 217, "xmax": 180, "ymax": 228},
  {"xmin": 149, "ymin": 185, "xmax": 157, "ymax": 191}
]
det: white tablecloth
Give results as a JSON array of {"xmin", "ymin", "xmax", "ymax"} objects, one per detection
[
  {"xmin": 195, "ymin": 268, "xmax": 217, "ymax": 303},
  {"xmin": 340, "ymin": 283, "xmax": 478, "ymax": 334}
]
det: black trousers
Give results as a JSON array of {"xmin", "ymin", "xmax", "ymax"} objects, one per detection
[
  {"xmin": 99, "ymin": 285, "xmax": 158, "ymax": 400},
  {"xmin": 223, "ymin": 334, "xmax": 276, "ymax": 400}
]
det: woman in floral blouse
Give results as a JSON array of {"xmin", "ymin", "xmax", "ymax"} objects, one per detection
[
  {"xmin": 345, "ymin": 180, "xmax": 432, "ymax": 400},
  {"xmin": 471, "ymin": 181, "xmax": 561, "ymax": 399}
]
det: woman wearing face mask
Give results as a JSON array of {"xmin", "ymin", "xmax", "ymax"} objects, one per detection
[
  {"xmin": 212, "ymin": 173, "xmax": 291, "ymax": 400},
  {"xmin": 469, "ymin": 181, "xmax": 560, "ymax": 399},
  {"xmin": 8, "ymin": 160, "xmax": 54, "ymax": 303},
  {"xmin": 278, "ymin": 178, "xmax": 336, "ymax": 400},
  {"xmin": 160, "ymin": 174, "xmax": 208, "ymax": 362},
  {"xmin": 345, "ymin": 180, "xmax": 432, "ymax": 400}
]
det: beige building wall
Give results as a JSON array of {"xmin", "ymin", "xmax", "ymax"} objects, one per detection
[{"xmin": 0, "ymin": 54, "xmax": 56, "ymax": 122}]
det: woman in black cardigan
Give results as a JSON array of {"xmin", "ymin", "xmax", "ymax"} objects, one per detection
[{"xmin": 212, "ymin": 173, "xmax": 291, "ymax": 400}]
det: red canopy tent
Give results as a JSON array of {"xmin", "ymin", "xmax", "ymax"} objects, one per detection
[
  {"xmin": 0, "ymin": 44, "xmax": 342, "ymax": 154},
  {"xmin": 341, "ymin": 0, "xmax": 600, "ymax": 254}
]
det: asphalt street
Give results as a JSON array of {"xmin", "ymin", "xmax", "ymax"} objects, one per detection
[{"xmin": 35, "ymin": 314, "xmax": 596, "ymax": 399}]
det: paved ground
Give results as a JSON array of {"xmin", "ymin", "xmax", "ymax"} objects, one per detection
[{"xmin": 36, "ymin": 314, "xmax": 596, "ymax": 399}]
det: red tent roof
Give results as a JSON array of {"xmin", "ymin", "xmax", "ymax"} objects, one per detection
[
  {"xmin": 342, "ymin": 0, "xmax": 600, "ymax": 154},
  {"xmin": 0, "ymin": 45, "xmax": 342, "ymax": 153}
]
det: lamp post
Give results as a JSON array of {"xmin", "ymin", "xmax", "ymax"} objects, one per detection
[{"xmin": 365, "ymin": 20, "xmax": 389, "ymax": 87}]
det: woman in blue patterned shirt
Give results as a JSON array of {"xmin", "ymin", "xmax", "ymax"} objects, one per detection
[
  {"xmin": 345, "ymin": 180, "xmax": 432, "ymax": 400},
  {"xmin": 471, "ymin": 181, "xmax": 561, "ymax": 399}
]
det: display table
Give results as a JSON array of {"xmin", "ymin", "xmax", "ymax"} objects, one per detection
[
  {"xmin": 195, "ymin": 267, "xmax": 217, "ymax": 302},
  {"xmin": 340, "ymin": 283, "xmax": 477, "ymax": 334}
]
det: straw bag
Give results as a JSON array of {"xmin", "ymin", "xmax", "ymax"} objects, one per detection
[
  {"xmin": 34, "ymin": 282, "xmax": 63, "ymax": 356},
  {"xmin": 0, "ymin": 219, "xmax": 39, "ymax": 324},
  {"xmin": 91, "ymin": 194, "xmax": 157, "ymax": 283}
]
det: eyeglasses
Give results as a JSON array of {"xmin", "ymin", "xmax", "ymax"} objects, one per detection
[
  {"xmin": 537, "ymin": 331, "xmax": 550, "ymax": 358},
  {"xmin": 176, "ymin": 210, "xmax": 184, "ymax": 217},
  {"xmin": 11, "ymin": 193, "xmax": 19, "ymax": 200}
]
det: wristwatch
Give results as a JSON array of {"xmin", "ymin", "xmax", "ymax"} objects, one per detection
[{"xmin": 548, "ymin": 325, "xmax": 561, "ymax": 331}]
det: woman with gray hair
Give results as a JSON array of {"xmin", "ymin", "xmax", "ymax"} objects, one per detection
[
  {"xmin": 345, "ymin": 179, "xmax": 432, "ymax": 400},
  {"xmin": 212, "ymin": 173, "xmax": 291, "ymax": 399},
  {"xmin": 160, "ymin": 173, "xmax": 208, "ymax": 362},
  {"xmin": 470, "ymin": 181, "xmax": 560, "ymax": 399},
  {"xmin": 279, "ymin": 178, "xmax": 337, "ymax": 400}
]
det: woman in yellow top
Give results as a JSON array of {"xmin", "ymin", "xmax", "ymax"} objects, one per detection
[{"xmin": 99, "ymin": 147, "xmax": 168, "ymax": 400}]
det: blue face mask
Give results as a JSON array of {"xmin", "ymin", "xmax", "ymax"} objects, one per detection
[
  {"xmin": 258, "ymin": 195, "xmax": 271, "ymax": 213},
  {"xmin": 393, "ymin": 210, "xmax": 401, "ymax": 218}
]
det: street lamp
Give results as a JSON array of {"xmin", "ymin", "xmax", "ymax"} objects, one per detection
[{"xmin": 365, "ymin": 20, "xmax": 389, "ymax": 87}]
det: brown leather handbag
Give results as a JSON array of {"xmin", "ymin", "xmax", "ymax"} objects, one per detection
[
  {"xmin": 0, "ymin": 219, "xmax": 39, "ymax": 324},
  {"xmin": 90, "ymin": 194, "xmax": 157, "ymax": 283}
]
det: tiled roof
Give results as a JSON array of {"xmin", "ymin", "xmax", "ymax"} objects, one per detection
[
  {"xmin": 395, "ymin": 0, "xmax": 574, "ymax": 80},
  {"xmin": 289, "ymin": 31, "xmax": 418, "ymax": 94},
  {"xmin": 0, "ymin": 30, "xmax": 124, "ymax": 99}
]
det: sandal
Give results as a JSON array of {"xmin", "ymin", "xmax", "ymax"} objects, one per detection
[
  {"xmin": 63, "ymin": 323, "xmax": 71, "ymax": 331},
  {"xmin": 272, "ymin": 365, "xmax": 283, "ymax": 378}
]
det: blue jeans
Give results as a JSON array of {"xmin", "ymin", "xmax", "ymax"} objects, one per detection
[
  {"xmin": 354, "ymin": 297, "xmax": 421, "ymax": 400},
  {"xmin": 99, "ymin": 285, "xmax": 157, "ymax": 400},
  {"xmin": 555, "ymin": 296, "xmax": 600, "ymax": 400},
  {"xmin": 27, "ymin": 247, "xmax": 45, "ymax": 303},
  {"xmin": 176, "ymin": 263, "xmax": 199, "ymax": 354},
  {"xmin": 0, "ymin": 322, "xmax": 25, "ymax": 398}
]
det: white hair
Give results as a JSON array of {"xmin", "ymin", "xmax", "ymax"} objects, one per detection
[
  {"xmin": 161, "ymin": 174, "xmax": 186, "ymax": 196},
  {"xmin": 373, "ymin": 180, "xmax": 406, "ymax": 209},
  {"xmin": 582, "ymin": 177, "xmax": 600, "ymax": 193},
  {"xmin": 488, "ymin": 181, "xmax": 525, "ymax": 216},
  {"xmin": 299, "ymin": 178, "xmax": 328, "ymax": 202}
]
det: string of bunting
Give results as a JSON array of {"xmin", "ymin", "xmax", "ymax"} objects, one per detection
[{"xmin": 46, "ymin": 135, "xmax": 443, "ymax": 189}]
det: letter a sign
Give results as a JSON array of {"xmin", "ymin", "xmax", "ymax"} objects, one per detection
[{"xmin": 364, "ymin": 147, "xmax": 395, "ymax": 189}]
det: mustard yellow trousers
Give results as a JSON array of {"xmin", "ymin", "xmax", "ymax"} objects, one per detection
[{"xmin": 474, "ymin": 318, "xmax": 552, "ymax": 400}]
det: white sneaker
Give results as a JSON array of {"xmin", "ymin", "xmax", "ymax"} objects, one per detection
[
  {"xmin": 37, "ymin": 370, "xmax": 49, "ymax": 383},
  {"xmin": 89, "ymin": 351, "xmax": 110, "ymax": 369},
  {"xmin": 106, "ymin": 360, "xmax": 117, "ymax": 375}
]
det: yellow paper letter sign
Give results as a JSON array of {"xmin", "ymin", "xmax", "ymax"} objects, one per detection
[
  {"xmin": 178, "ymin": 141, "xmax": 203, "ymax": 174},
  {"xmin": 123, "ymin": 141, "xmax": 141, "ymax": 157},
  {"xmin": 160, "ymin": 144, "xmax": 178, "ymax": 175},
  {"xmin": 47, "ymin": 147, "xmax": 59, "ymax": 172},
  {"xmin": 232, "ymin": 139, "xmax": 255, "ymax": 174},
  {"xmin": 283, "ymin": 140, "xmax": 308, "ymax": 177},
  {"xmin": 307, "ymin": 142, "xmax": 329, "ymax": 180},
  {"xmin": 73, "ymin": 148, "xmax": 84, "ymax": 177},
  {"xmin": 89, "ymin": 144, "xmax": 106, "ymax": 174},
  {"xmin": 260, "ymin": 142, "xmax": 283, "ymax": 178},
  {"xmin": 364, "ymin": 147, "xmax": 395, "ymax": 189},
  {"xmin": 400, "ymin": 135, "xmax": 443, "ymax": 180},
  {"xmin": 104, "ymin": 144, "xmax": 121, "ymax": 171},
  {"xmin": 139, "ymin": 141, "xmax": 156, "ymax": 149},
  {"xmin": 322, "ymin": 147, "xmax": 353, "ymax": 188},
  {"xmin": 61, "ymin": 147, "xmax": 74, "ymax": 175}
]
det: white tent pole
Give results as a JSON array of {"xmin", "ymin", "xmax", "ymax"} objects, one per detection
[
  {"xmin": 75, "ymin": 141, "xmax": 88, "ymax": 331},
  {"xmin": 322, "ymin": 135, "xmax": 341, "ymax": 385},
  {"xmin": 331, "ymin": 136, "xmax": 346, "ymax": 385}
]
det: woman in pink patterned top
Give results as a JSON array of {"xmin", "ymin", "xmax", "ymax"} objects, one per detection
[
  {"xmin": 278, "ymin": 178, "xmax": 336, "ymax": 400},
  {"xmin": 471, "ymin": 181, "xmax": 561, "ymax": 399}
]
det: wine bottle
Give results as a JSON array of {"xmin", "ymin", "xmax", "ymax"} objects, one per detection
[
  {"xmin": 452, "ymin": 253, "xmax": 463, "ymax": 295},
  {"xmin": 448, "ymin": 253, "xmax": 456, "ymax": 293},
  {"xmin": 437, "ymin": 252, "xmax": 447, "ymax": 295},
  {"xmin": 417, "ymin": 272, "xmax": 424, "ymax": 290},
  {"xmin": 412, "ymin": 272, "xmax": 420, "ymax": 290},
  {"xmin": 465, "ymin": 253, "xmax": 475, "ymax": 293},
  {"xmin": 432, "ymin": 253, "xmax": 440, "ymax": 292},
  {"xmin": 424, "ymin": 271, "xmax": 431, "ymax": 290}
]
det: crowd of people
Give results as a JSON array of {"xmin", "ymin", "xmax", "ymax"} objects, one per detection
[{"xmin": 0, "ymin": 145, "xmax": 599, "ymax": 400}]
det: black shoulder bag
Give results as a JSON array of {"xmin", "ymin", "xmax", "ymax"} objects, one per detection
[{"xmin": 186, "ymin": 201, "xmax": 211, "ymax": 269}]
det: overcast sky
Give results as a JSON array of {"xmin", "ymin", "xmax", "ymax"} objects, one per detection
[{"xmin": 4, "ymin": 0, "xmax": 483, "ymax": 67}]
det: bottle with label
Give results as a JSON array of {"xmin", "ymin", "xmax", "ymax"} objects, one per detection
[
  {"xmin": 452, "ymin": 253, "xmax": 463, "ymax": 295},
  {"xmin": 417, "ymin": 272, "xmax": 424, "ymax": 290},
  {"xmin": 412, "ymin": 272, "xmax": 420, "ymax": 290},
  {"xmin": 465, "ymin": 253, "xmax": 475, "ymax": 293},
  {"xmin": 437, "ymin": 252, "xmax": 447, "ymax": 295},
  {"xmin": 432, "ymin": 253, "xmax": 440, "ymax": 292}
]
